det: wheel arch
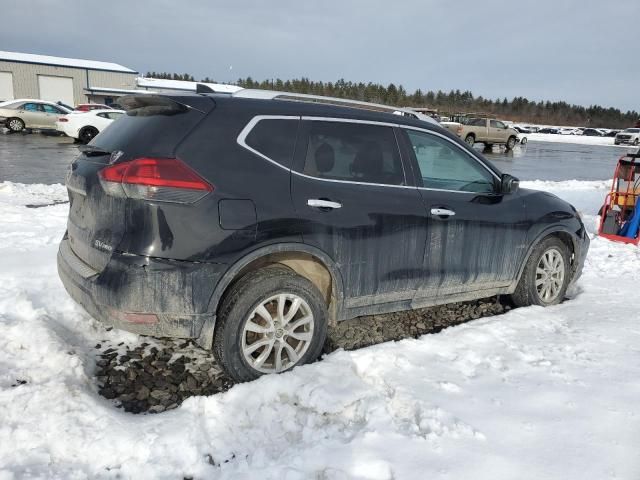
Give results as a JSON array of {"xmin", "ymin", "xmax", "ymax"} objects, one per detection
[
  {"xmin": 514, "ymin": 227, "xmax": 577, "ymax": 289},
  {"xmin": 197, "ymin": 243, "xmax": 346, "ymax": 349}
]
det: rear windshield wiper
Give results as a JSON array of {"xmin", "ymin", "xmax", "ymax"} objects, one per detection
[{"xmin": 78, "ymin": 144, "xmax": 112, "ymax": 156}]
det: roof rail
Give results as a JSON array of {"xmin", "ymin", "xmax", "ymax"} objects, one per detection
[{"xmin": 232, "ymin": 88, "xmax": 408, "ymax": 115}]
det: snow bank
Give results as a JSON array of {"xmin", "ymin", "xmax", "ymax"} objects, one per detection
[
  {"xmin": 526, "ymin": 133, "xmax": 629, "ymax": 147},
  {"xmin": 1, "ymin": 182, "xmax": 639, "ymax": 479}
]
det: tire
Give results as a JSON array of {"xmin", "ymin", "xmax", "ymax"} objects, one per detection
[
  {"xmin": 7, "ymin": 117, "xmax": 25, "ymax": 132},
  {"xmin": 506, "ymin": 136, "xmax": 517, "ymax": 150},
  {"xmin": 465, "ymin": 134, "xmax": 475, "ymax": 146},
  {"xmin": 521, "ymin": 137, "xmax": 528, "ymax": 145},
  {"xmin": 634, "ymin": 138, "xmax": 639, "ymax": 146},
  {"xmin": 511, "ymin": 236, "xmax": 571, "ymax": 307},
  {"xmin": 79, "ymin": 126, "xmax": 99, "ymax": 144},
  {"xmin": 213, "ymin": 265, "xmax": 328, "ymax": 382}
]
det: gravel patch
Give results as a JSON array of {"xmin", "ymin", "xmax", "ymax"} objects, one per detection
[{"xmin": 96, "ymin": 297, "xmax": 508, "ymax": 414}]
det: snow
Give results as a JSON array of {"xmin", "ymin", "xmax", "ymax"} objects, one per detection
[
  {"xmin": 0, "ymin": 50, "xmax": 136, "ymax": 73},
  {"xmin": 526, "ymin": 132, "xmax": 628, "ymax": 147},
  {"xmin": 1, "ymin": 179, "xmax": 640, "ymax": 479},
  {"xmin": 136, "ymin": 77, "xmax": 243, "ymax": 94}
]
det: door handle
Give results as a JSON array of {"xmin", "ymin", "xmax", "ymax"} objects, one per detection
[
  {"xmin": 307, "ymin": 199, "xmax": 342, "ymax": 209},
  {"xmin": 430, "ymin": 208, "xmax": 456, "ymax": 217}
]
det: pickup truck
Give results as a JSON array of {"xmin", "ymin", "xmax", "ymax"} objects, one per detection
[{"xmin": 441, "ymin": 117, "xmax": 519, "ymax": 149}]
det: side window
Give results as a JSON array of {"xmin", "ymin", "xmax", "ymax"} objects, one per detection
[
  {"xmin": 42, "ymin": 104, "xmax": 61, "ymax": 114},
  {"xmin": 96, "ymin": 112, "xmax": 108, "ymax": 118},
  {"xmin": 23, "ymin": 103, "xmax": 41, "ymax": 112},
  {"xmin": 468, "ymin": 118, "xmax": 485, "ymax": 127},
  {"xmin": 491, "ymin": 120, "xmax": 505, "ymax": 129},
  {"xmin": 303, "ymin": 121, "xmax": 405, "ymax": 185},
  {"xmin": 405, "ymin": 130, "xmax": 496, "ymax": 193},
  {"xmin": 107, "ymin": 112, "xmax": 123, "ymax": 120},
  {"xmin": 244, "ymin": 118, "xmax": 299, "ymax": 168}
]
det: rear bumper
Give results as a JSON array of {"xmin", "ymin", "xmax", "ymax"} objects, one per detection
[{"xmin": 57, "ymin": 237, "xmax": 225, "ymax": 342}]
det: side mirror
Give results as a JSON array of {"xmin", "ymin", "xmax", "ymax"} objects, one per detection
[{"xmin": 500, "ymin": 173, "xmax": 519, "ymax": 194}]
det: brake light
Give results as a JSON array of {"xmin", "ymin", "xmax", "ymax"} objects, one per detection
[
  {"xmin": 99, "ymin": 157, "xmax": 213, "ymax": 204},
  {"xmin": 456, "ymin": 125, "xmax": 463, "ymax": 134}
]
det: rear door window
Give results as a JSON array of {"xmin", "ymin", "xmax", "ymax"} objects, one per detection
[
  {"xmin": 244, "ymin": 118, "xmax": 299, "ymax": 168},
  {"xmin": 405, "ymin": 129, "xmax": 496, "ymax": 193},
  {"xmin": 301, "ymin": 120, "xmax": 405, "ymax": 186},
  {"xmin": 42, "ymin": 104, "xmax": 62, "ymax": 114}
]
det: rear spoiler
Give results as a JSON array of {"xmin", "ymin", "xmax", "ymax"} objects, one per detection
[{"xmin": 118, "ymin": 93, "xmax": 214, "ymax": 115}]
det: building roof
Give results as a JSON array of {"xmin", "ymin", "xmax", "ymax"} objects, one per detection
[
  {"xmin": 136, "ymin": 77, "xmax": 242, "ymax": 93},
  {"xmin": 0, "ymin": 51, "xmax": 137, "ymax": 74},
  {"xmin": 85, "ymin": 86, "xmax": 152, "ymax": 95}
]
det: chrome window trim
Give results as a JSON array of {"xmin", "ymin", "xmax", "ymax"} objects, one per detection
[
  {"xmin": 237, "ymin": 115, "xmax": 501, "ymax": 193},
  {"xmin": 236, "ymin": 114, "xmax": 300, "ymax": 172}
]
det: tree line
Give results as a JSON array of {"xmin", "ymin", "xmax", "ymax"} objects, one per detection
[{"xmin": 146, "ymin": 72, "xmax": 638, "ymax": 128}]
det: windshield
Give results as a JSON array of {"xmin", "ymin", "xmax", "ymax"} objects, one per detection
[{"xmin": 624, "ymin": 128, "xmax": 640, "ymax": 133}]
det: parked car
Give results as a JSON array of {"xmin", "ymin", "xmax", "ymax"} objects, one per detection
[
  {"xmin": 582, "ymin": 128, "xmax": 603, "ymax": 137},
  {"xmin": 56, "ymin": 109, "xmax": 124, "ymax": 143},
  {"xmin": 0, "ymin": 99, "xmax": 72, "ymax": 132},
  {"xmin": 513, "ymin": 126, "xmax": 531, "ymax": 134},
  {"xmin": 615, "ymin": 128, "xmax": 640, "ymax": 145},
  {"xmin": 75, "ymin": 103, "xmax": 114, "ymax": 112},
  {"xmin": 441, "ymin": 117, "xmax": 520, "ymax": 149},
  {"xmin": 537, "ymin": 127, "xmax": 559, "ymax": 134},
  {"xmin": 606, "ymin": 129, "xmax": 621, "ymax": 137},
  {"xmin": 57, "ymin": 91, "xmax": 589, "ymax": 382}
]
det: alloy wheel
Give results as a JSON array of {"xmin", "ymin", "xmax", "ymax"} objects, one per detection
[
  {"xmin": 241, "ymin": 293, "xmax": 314, "ymax": 374},
  {"xmin": 535, "ymin": 248, "xmax": 565, "ymax": 302}
]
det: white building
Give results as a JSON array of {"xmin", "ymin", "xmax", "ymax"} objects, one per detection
[
  {"xmin": 0, "ymin": 51, "xmax": 138, "ymax": 106},
  {"xmin": 0, "ymin": 50, "xmax": 243, "ymax": 107}
]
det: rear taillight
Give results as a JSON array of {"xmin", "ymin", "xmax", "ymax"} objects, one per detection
[{"xmin": 99, "ymin": 157, "xmax": 213, "ymax": 204}]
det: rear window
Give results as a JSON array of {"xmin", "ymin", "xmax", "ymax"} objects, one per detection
[
  {"xmin": 91, "ymin": 96, "xmax": 207, "ymax": 159},
  {"xmin": 244, "ymin": 118, "xmax": 299, "ymax": 168}
]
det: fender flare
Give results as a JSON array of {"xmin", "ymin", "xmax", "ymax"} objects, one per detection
[
  {"xmin": 196, "ymin": 243, "xmax": 346, "ymax": 349},
  {"xmin": 514, "ymin": 225, "xmax": 579, "ymax": 288}
]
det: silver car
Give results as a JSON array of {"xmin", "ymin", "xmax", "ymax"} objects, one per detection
[{"xmin": 0, "ymin": 99, "xmax": 72, "ymax": 132}]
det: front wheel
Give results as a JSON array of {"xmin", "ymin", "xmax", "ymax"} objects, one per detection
[
  {"xmin": 634, "ymin": 138, "xmax": 639, "ymax": 146},
  {"xmin": 520, "ymin": 137, "xmax": 528, "ymax": 145},
  {"xmin": 465, "ymin": 134, "xmax": 475, "ymax": 146},
  {"xmin": 213, "ymin": 265, "xmax": 328, "ymax": 382},
  {"xmin": 506, "ymin": 136, "xmax": 517, "ymax": 150},
  {"xmin": 511, "ymin": 237, "xmax": 571, "ymax": 307},
  {"xmin": 7, "ymin": 117, "xmax": 25, "ymax": 132}
]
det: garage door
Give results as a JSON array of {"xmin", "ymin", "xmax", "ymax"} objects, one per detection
[
  {"xmin": 38, "ymin": 75, "xmax": 74, "ymax": 106},
  {"xmin": 0, "ymin": 72, "xmax": 14, "ymax": 102}
]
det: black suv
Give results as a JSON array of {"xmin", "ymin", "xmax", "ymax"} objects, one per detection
[{"xmin": 58, "ymin": 90, "xmax": 589, "ymax": 382}]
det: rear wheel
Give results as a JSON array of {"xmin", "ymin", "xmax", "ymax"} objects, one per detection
[
  {"xmin": 213, "ymin": 265, "xmax": 328, "ymax": 382},
  {"xmin": 506, "ymin": 136, "xmax": 517, "ymax": 150},
  {"xmin": 511, "ymin": 237, "xmax": 571, "ymax": 307},
  {"xmin": 79, "ymin": 126, "xmax": 99, "ymax": 144},
  {"xmin": 465, "ymin": 134, "xmax": 475, "ymax": 146},
  {"xmin": 7, "ymin": 117, "xmax": 25, "ymax": 132}
]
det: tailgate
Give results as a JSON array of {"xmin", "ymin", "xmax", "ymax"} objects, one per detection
[{"xmin": 66, "ymin": 152, "xmax": 126, "ymax": 272}]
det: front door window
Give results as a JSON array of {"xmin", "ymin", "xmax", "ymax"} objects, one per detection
[{"xmin": 406, "ymin": 130, "xmax": 496, "ymax": 193}]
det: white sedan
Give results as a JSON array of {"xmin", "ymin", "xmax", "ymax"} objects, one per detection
[{"xmin": 56, "ymin": 109, "xmax": 124, "ymax": 143}]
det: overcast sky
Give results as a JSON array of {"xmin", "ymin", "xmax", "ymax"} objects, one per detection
[{"xmin": 2, "ymin": 0, "xmax": 639, "ymax": 111}]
